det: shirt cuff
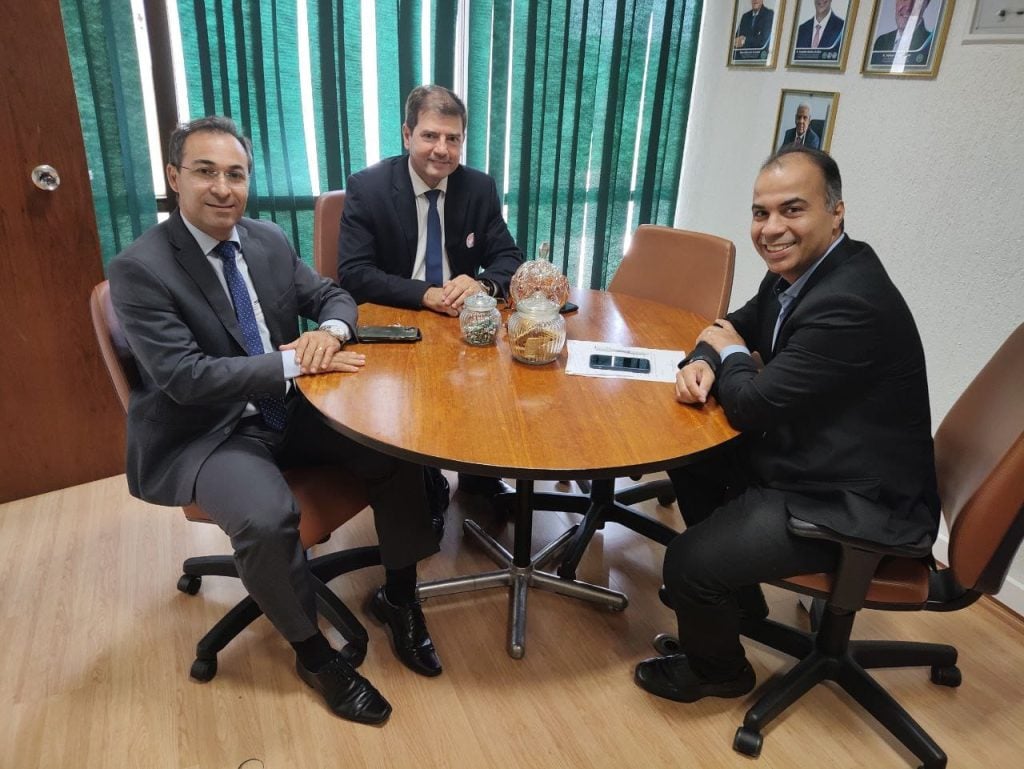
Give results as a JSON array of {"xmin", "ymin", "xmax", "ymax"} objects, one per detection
[
  {"xmin": 720, "ymin": 344, "xmax": 751, "ymax": 362},
  {"xmin": 281, "ymin": 350, "xmax": 302, "ymax": 380}
]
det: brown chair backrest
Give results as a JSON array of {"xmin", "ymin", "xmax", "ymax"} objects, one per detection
[
  {"xmin": 608, "ymin": 224, "xmax": 736, "ymax": 321},
  {"xmin": 89, "ymin": 280, "xmax": 369, "ymax": 546},
  {"xmin": 90, "ymin": 281, "xmax": 138, "ymax": 414},
  {"xmin": 313, "ymin": 189, "xmax": 346, "ymax": 281},
  {"xmin": 936, "ymin": 323, "xmax": 1024, "ymax": 594}
]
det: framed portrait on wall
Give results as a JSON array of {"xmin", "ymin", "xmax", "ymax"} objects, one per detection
[
  {"xmin": 729, "ymin": 0, "xmax": 787, "ymax": 68},
  {"xmin": 787, "ymin": 0, "xmax": 859, "ymax": 71},
  {"xmin": 862, "ymin": 0, "xmax": 956, "ymax": 78},
  {"xmin": 772, "ymin": 90, "xmax": 839, "ymax": 154}
]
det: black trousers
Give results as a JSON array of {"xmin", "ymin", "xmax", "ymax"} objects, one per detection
[
  {"xmin": 193, "ymin": 396, "xmax": 437, "ymax": 643},
  {"xmin": 664, "ymin": 449, "xmax": 837, "ymax": 678}
]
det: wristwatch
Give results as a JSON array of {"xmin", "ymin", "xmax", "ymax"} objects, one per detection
[
  {"xmin": 479, "ymin": 278, "xmax": 498, "ymax": 297},
  {"xmin": 320, "ymin": 324, "xmax": 350, "ymax": 344}
]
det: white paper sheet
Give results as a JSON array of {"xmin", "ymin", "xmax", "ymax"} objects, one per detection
[{"xmin": 565, "ymin": 340, "xmax": 685, "ymax": 383}]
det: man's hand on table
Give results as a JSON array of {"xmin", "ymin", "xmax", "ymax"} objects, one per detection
[
  {"xmin": 280, "ymin": 329, "xmax": 342, "ymax": 374},
  {"xmin": 422, "ymin": 275, "xmax": 486, "ymax": 315},
  {"xmin": 676, "ymin": 361, "xmax": 715, "ymax": 405}
]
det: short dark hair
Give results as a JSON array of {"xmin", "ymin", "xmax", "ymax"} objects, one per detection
[
  {"xmin": 762, "ymin": 145, "xmax": 843, "ymax": 210},
  {"xmin": 168, "ymin": 116, "xmax": 253, "ymax": 172},
  {"xmin": 404, "ymin": 85, "xmax": 467, "ymax": 132}
]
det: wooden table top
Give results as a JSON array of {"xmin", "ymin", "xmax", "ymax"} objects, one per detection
[{"xmin": 298, "ymin": 288, "xmax": 738, "ymax": 480}]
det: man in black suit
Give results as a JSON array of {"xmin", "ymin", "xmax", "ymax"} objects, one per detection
[
  {"xmin": 634, "ymin": 146, "xmax": 939, "ymax": 703},
  {"xmin": 795, "ymin": 0, "xmax": 845, "ymax": 50},
  {"xmin": 108, "ymin": 117, "xmax": 444, "ymax": 725},
  {"xmin": 871, "ymin": 0, "xmax": 933, "ymax": 65},
  {"xmin": 733, "ymin": 0, "xmax": 774, "ymax": 51},
  {"xmin": 780, "ymin": 103, "xmax": 822, "ymax": 150},
  {"xmin": 339, "ymin": 85, "xmax": 523, "ymax": 500}
]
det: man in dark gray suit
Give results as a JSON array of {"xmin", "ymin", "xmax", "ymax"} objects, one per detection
[
  {"xmin": 634, "ymin": 146, "xmax": 939, "ymax": 703},
  {"xmin": 108, "ymin": 117, "xmax": 442, "ymax": 725},
  {"xmin": 339, "ymin": 85, "xmax": 523, "ymax": 500}
]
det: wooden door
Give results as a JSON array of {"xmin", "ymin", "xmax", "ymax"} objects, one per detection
[{"xmin": 0, "ymin": 0, "xmax": 125, "ymax": 502}]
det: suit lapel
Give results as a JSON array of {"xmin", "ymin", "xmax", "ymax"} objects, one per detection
[
  {"xmin": 168, "ymin": 212, "xmax": 248, "ymax": 351},
  {"xmin": 443, "ymin": 166, "xmax": 468, "ymax": 260},
  {"xmin": 391, "ymin": 157, "xmax": 420, "ymax": 273}
]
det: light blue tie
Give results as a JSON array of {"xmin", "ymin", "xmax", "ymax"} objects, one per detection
[
  {"xmin": 424, "ymin": 189, "xmax": 443, "ymax": 286},
  {"xmin": 213, "ymin": 241, "xmax": 288, "ymax": 431}
]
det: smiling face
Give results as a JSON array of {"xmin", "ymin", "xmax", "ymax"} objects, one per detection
[
  {"xmin": 750, "ymin": 153, "xmax": 845, "ymax": 285},
  {"xmin": 166, "ymin": 131, "xmax": 249, "ymax": 241},
  {"xmin": 402, "ymin": 110, "xmax": 464, "ymax": 188},
  {"xmin": 814, "ymin": 0, "xmax": 832, "ymax": 19}
]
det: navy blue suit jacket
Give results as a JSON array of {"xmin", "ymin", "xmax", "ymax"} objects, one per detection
[
  {"xmin": 338, "ymin": 155, "xmax": 523, "ymax": 307},
  {"xmin": 795, "ymin": 13, "xmax": 845, "ymax": 49}
]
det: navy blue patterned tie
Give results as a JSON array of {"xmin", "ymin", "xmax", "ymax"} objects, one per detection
[
  {"xmin": 424, "ymin": 189, "xmax": 443, "ymax": 286},
  {"xmin": 213, "ymin": 241, "xmax": 288, "ymax": 431}
]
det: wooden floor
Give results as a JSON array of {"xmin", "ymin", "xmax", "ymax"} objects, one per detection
[{"xmin": 3, "ymin": 474, "xmax": 1024, "ymax": 769}]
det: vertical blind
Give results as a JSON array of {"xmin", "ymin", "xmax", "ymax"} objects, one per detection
[{"xmin": 64, "ymin": 0, "xmax": 702, "ymax": 287}]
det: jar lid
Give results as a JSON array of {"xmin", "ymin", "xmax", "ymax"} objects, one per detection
[
  {"xmin": 514, "ymin": 292, "xmax": 560, "ymax": 318},
  {"xmin": 463, "ymin": 292, "xmax": 498, "ymax": 311}
]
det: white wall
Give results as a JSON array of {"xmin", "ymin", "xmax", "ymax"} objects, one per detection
[{"xmin": 675, "ymin": 1, "xmax": 1024, "ymax": 611}]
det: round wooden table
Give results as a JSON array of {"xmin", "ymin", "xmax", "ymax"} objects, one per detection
[{"xmin": 299, "ymin": 288, "xmax": 738, "ymax": 657}]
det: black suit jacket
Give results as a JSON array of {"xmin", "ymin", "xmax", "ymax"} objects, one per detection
[
  {"xmin": 338, "ymin": 155, "xmax": 524, "ymax": 307},
  {"xmin": 687, "ymin": 236, "xmax": 939, "ymax": 548},
  {"xmin": 795, "ymin": 13, "xmax": 845, "ymax": 49},
  {"xmin": 782, "ymin": 127, "xmax": 822, "ymax": 150},
  {"xmin": 108, "ymin": 211, "xmax": 357, "ymax": 506},
  {"xmin": 734, "ymin": 8, "xmax": 774, "ymax": 50}
]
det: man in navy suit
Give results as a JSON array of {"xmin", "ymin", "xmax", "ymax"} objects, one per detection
[
  {"xmin": 339, "ymin": 85, "xmax": 524, "ymax": 500},
  {"xmin": 733, "ymin": 0, "xmax": 775, "ymax": 51},
  {"xmin": 795, "ymin": 0, "xmax": 846, "ymax": 50},
  {"xmin": 108, "ymin": 117, "xmax": 443, "ymax": 725},
  {"xmin": 871, "ymin": 0, "xmax": 934, "ymax": 66},
  {"xmin": 781, "ymin": 103, "xmax": 822, "ymax": 150},
  {"xmin": 634, "ymin": 146, "xmax": 938, "ymax": 703}
]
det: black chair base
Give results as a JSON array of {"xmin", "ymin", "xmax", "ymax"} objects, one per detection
[
  {"xmin": 736, "ymin": 612, "xmax": 958, "ymax": 769},
  {"xmin": 178, "ymin": 545, "xmax": 381, "ymax": 681},
  {"xmin": 522, "ymin": 478, "xmax": 678, "ymax": 581}
]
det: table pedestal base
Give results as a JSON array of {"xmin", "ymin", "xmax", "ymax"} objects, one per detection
[{"xmin": 416, "ymin": 481, "xmax": 628, "ymax": 658}]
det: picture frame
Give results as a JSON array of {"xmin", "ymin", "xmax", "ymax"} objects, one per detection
[
  {"xmin": 787, "ymin": 0, "xmax": 860, "ymax": 71},
  {"xmin": 728, "ymin": 0, "xmax": 787, "ymax": 69},
  {"xmin": 861, "ymin": 0, "xmax": 956, "ymax": 78},
  {"xmin": 772, "ymin": 90, "xmax": 840, "ymax": 154}
]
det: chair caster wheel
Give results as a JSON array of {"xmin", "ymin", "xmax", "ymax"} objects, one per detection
[
  {"xmin": 656, "ymin": 493, "xmax": 676, "ymax": 507},
  {"xmin": 733, "ymin": 726, "xmax": 763, "ymax": 758},
  {"xmin": 177, "ymin": 574, "xmax": 201, "ymax": 595},
  {"xmin": 652, "ymin": 633, "xmax": 681, "ymax": 656},
  {"xmin": 340, "ymin": 642, "xmax": 367, "ymax": 668},
  {"xmin": 930, "ymin": 665, "xmax": 961, "ymax": 687},
  {"xmin": 190, "ymin": 656, "xmax": 217, "ymax": 682}
]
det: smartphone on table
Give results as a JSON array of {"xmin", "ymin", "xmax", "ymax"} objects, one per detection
[{"xmin": 589, "ymin": 354, "xmax": 651, "ymax": 374}]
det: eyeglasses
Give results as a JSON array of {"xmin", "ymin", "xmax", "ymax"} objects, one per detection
[{"xmin": 179, "ymin": 165, "xmax": 250, "ymax": 186}]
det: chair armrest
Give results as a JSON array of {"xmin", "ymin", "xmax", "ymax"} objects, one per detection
[{"xmin": 787, "ymin": 517, "xmax": 931, "ymax": 613}]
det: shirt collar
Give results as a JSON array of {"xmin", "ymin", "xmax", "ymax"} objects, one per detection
[
  {"xmin": 775, "ymin": 233, "xmax": 846, "ymax": 300},
  {"xmin": 407, "ymin": 158, "xmax": 450, "ymax": 198},
  {"xmin": 180, "ymin": 212, "xmax": 240, "ymax": 256},
  {"xmin": 814, "ymin": 10, "xmax": 833, "ymax": 27}
]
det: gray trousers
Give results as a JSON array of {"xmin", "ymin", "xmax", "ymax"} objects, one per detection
[{"xmin": 193, "ymin": 397, "xmax": 437, "ymax": 642}]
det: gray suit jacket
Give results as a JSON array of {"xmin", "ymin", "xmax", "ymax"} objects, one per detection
[{"xmin": 108, "ymin": 211, "xmax": 357, "ymax": 506}]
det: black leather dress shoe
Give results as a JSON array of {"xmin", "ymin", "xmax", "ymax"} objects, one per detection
[
  {"xmin": 296, "ymin": 655, "xmax": 392, "ymax": 724},
  {"xmin": 456, "ymin": 473, "xmax": 515, "ymax": 497},
  {"xmin": 634, "ymin": 653, "xmax": 755, "ymax": 703},
  {"xmin": 369, "ymin": 587, "xmax": 442, "ymax": 677}
]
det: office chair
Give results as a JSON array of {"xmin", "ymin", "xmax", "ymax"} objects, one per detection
[
  {"xmin": 313, "ymin": 189, "xmax": 346, "ymax": 282},
  {"xmin": 722, "ymin": 323, "xmax": 1024, "ymax": 768},
  {"xmin": 536, "ymin": 225, "xmax": 736, "ymax": 580},
  {"xmin": 90, "ymin": 281, "xmax": 380, "ymax": 681}
]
